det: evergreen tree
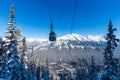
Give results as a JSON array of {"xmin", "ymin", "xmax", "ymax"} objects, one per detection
[
  {"xmin": 0, "ymin": 37, "xmax": 4, "ymax": 78},
  {"xmin": 21, "ymin": 37, "xmax": 28, "ymax": 68},
  {"xmin": 28, "ymin": 47, "xmax": 37, "ymax": 80},
  {"xmin": 88, "ymin": 56, "xmax": 99, "ymax": 80},
  {"xmin": 1, "ymin": 43, "xmax": 10, "ymax": 79},
  {"xmin": 20, "ymin": 37, "xmax": 28, "ymax": 80},
  {"xmin": 14, "ymin": 21, "xmax": 28, "ymax": 80},
  {"xmin": 100, "ymin": 20, "xmax": 119, "ymax": 80},
  {"xmin": 43, "ymin": 58, "xmax": 53, "ymax": 80},
  {"xmin": 16, "ymin": 27, "xmax": 22, "ymax": 40},
  {"xmin": 43, "ymin": 68, "xmax": 53, "ymax": 80},
  {"xmin": 118, "ymin": 61, "xmax": 120, "ymax": 79},
  {"xmin": 0, "ymin": 37, "xmax": 3, "ymax": 55},
  {"xmin": 35, "ymin": 56, "xmax": 41, "ymax": 80},
  {"xmin": 16, "ymin": 27, "xmax": 23, "ymax": 52},
  {"xmin": 76, "ymin": 58, "xmax": 88, "ymax": 80},
  {"xmin": 1, "ymin": 4, "xmax": 23, "ymax": 80},
  {"xmin": 36, "ymin": 66, "xmax": 41, "ymax": 80}
]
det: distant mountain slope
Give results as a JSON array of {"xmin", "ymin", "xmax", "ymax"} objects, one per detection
[{"xmin": 26, "ymin": 33, "xmax": 120, "ymax": 63}]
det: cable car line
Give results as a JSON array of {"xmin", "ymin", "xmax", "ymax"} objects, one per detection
[
  {"xmin": 69, "ymin": 0, "xmax": 78, "ymax": 61},
  {"xmin": 71, "ymin": 0, "xmax": 78, "ymax": 34},
  {"xmin": 46, "ymin": 0, "xmax": 53, "ymax": 23}
]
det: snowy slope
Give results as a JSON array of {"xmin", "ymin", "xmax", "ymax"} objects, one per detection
[{"xmin": 26, "ymin": 33, "xmax": 119, "ymax": 63}]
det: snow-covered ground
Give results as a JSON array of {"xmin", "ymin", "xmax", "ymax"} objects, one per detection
[{"xmin": 26, "ymin": 33, "xmax": 120, "ymax": 63}]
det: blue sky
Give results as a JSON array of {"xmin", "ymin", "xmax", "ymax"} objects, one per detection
[{"xmin": 0, "ymin": 0, "xmax": 120, "ymax": 39}]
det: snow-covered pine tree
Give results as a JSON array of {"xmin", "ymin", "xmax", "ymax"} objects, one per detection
[
  {"xmin": 118, "ymin": 62, "xmax": 120, "ymax": 79},
  {"xmin": 28, "ymin": 47, "xmax": 37, "ymax": 80},
  {"xmin": 15, "ymin": 20, "xmax": 28, "ymax": 79},
  {"xmin": 0, "ymin": 37, "xmax": 3, "ymax": 55},
  {"xmin": 43, "ymin": 68, "xmax": 51, "ymax": 80},
  {"xmin": 100, "ymin": 20, "xmax": 119, "ymax": 80},
  {"xmin": 41, "ymin": 65, "xmax": 45, "ymax": 79},
  {"xmin": 43, "ymin": 58, "xmax": 53, "ymax": 80},
  {"xmin": 88, "ymin": 56, "xmax": 99, "ymax": 80},
  {"xmin": 21, "ymin": 37, "xmax": 28, "ymax": 68},
  {"xmin": 36, "ymin": 65, "xmax": 41, "ymax": 80},
  {"xmin": 0, "ymin": 37, "xmax": 4, "ymax": 78},
  {"xmin": 1, "ymin": 4, "xmax": 22, "ymax": 80},
  {"xmin": 76, "ymin": 58, "xmax": 88, "ymax": 80},
  {"xmin": 16, "ymin": 27, "xmax": 22, "ymax": 40},
  {"xmin": 35, "ymin": 55, "xmax": 41, "ymax": 80},
  {"xmin": 16, "ymin": 27, "xmax": 23, "ymax": 52},
  {"xmin": 20, "ymin": 37, "xmax": 28, "ymax": 80},
  {"xmin": 0, "ymin": 37, "xmax": 11, "ymax": 79}
]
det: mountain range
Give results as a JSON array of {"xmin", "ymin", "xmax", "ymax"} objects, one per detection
[{"xmin": 26, "ymin": 33, "xmax": 120, "ymax": 63}]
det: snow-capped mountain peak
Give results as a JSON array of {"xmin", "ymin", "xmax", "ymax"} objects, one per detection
[
  {"xmin": 86, "ymin": 35, "xmax": 105, "ymax": 42},
  {"xmin": 58, "ymin": 33, "xmax": 87, "ymax": 41},
  {"xmin": 58, "ymin": 33, "xmax": 105, "ymax": 42}
]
